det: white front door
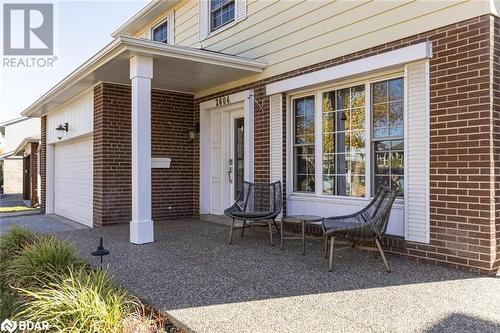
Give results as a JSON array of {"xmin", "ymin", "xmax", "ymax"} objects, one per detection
[{"xmin": 209, "ymin": 106, "xmax": 244, "ymax": 214}]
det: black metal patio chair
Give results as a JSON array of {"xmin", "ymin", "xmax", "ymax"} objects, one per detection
[
  {"xmin": 224, "ymin": 181, "xmax": 282, "ymax": 246},
  {"xmin": 323, "ymin": 186, "xmax": 398, "ymax": 272}
]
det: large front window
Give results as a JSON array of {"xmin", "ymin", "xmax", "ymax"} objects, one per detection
[
  {"xmin": 372, "ymin": 77, "xmax": 404, "ymax": 196},
  {"xmin": 322, "ymin": 85, "xmax": 366, "ymax": 197},
  {"xmin": 293, "ymin": 96, "xmax": 315, "ymax": 192},
  {"xmin": 211, "ymin": 0, "xmax": 235, "ymax": 32},
  {"xmin": 291, "ymin": 76, "xmax": 405, "ymax": 198}
]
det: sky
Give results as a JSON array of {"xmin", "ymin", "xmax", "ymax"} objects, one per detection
[{"xmin": 0, "ymin": 0, "xmax": 149, "ymax": 123}]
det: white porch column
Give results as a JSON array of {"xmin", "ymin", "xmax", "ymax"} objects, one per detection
[{"xmin": 129, "ymin": 55, "xmax": 154, "ymax": 244}]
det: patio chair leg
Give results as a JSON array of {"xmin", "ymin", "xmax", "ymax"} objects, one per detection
[
  {"xmin": 241, "ymin": 220, "xmax": 246, "ymax": 238},
  {"xmin": 273, "ymin": 219, "xmax": 281, "ymax": 237},
  {"xmin": 268, "ymin": 220, "xmax": 274, "ymax": 246},
  {"xmin": 324, "ymin": 235, "xmax": 328, "ymax": 258},
  {"xmin": 375, "ymin": 238, "xmax": 390, "ymax": 273},
  {"xmin": 328, "ymin": 236, "xmax": 335, "ymax": 271},
  {"xmin": 229, "ymin": 218, "xmax": 235, "ymax": 245},
  {"xmin": 280, "ymin": 220, "xmax": 284, "ymax": 251}
]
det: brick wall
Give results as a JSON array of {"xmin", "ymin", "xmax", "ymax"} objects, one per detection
[
  {"xmin": 29, "ymin": 142, "xmax": 39, "ymax": 207},
  {"xmin": 93, "ymin": 83, "xmax": 197, "ymax": 226},
  {"xmin": 195, "ymin": 15, "xmax": 498, "ymax": 274},
  {"xmin": 40, "ymin": 117, "xmax": 46, "ymax": 214},
  {"xmin": 492, "ymin": 17, "xmax": 500, "ymax": 271},
  {"xmin": 93, "ymin": 83, "xmax": 132, "ymax": 226}
]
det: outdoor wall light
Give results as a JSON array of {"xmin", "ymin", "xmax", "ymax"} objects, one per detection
[
  {"xmin": 56, "ymin": 122, "xmax": 69, "ymax": 140},
  {"xmin": 188, "ymin": 123, "xmax": 200, "ymax": 141},
  {"xmin": 340, "ymin": 112, "xmax": 347, "ymax": 121},
  {"xmin": 91, "ymin": 237, "xmax": 109, "ymax": 269}
]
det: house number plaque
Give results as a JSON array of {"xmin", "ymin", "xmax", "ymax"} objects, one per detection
[{"xmin": 215, "ymin": 96, "xmax": 230, "ymax": 106}]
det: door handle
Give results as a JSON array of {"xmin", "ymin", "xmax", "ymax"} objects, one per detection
[{"xmin": 228, "ymin": 159, "xmax": 233, "ymax": 184}]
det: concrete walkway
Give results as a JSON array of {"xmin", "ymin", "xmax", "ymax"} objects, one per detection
[
  {"xmin": 0, "ymin": 193, "xmax": 25, "ymax": 207},
  {"xmin": 0, "ymin": 213, "xmax": 87, "ymax": 234},
  {"xmin": 42, "ymin": 218, "xmax": 500, "ymax": 333}
]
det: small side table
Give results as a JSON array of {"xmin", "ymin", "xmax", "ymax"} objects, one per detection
[{"xmin": 280, "ymin": 215, "xmax": 324, "ymax": 255}]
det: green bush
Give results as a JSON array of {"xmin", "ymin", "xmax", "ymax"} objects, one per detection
[
  {"xmin": 0, "ymin": 226, "xmax": 36, "ymax": 320},
  {"xmin": 7, "ymin": 236, "xmax": 83, "ymax": 289},
  {"xmin": 16, "ymin": 267, "xmax": 140, "ymax": 333},
  {"xmin": 0, "ymin": 225, "xmax": 36, "ymax": 263}
]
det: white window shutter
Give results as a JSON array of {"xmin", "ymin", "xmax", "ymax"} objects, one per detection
[
  {"xmin": 168, "ymin": 11, "xmax": 175, "ymax": 44},
  {"xmin": 270, "ymin": 94, "xmax": 283, "ymax": 217},
  {"xmin": 236, "ymin": 0, "xmax": 247, "ymax": 22},
  {"xmin": 199, "ymin": 0, "xmax": 209, "ymax": 41},
  {"xmin": 404, "ymin": 60, "xmax": 430, "ymax": 243}
]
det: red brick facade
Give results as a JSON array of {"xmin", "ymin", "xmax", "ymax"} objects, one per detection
[
  {"xmin": 29, "ymin": 142, "xmax": 39, "ymax": 207},
  {"xmin": 40, "ymin": 117, "xmax": 46, "ymax": 214},
  {"xmin": 92, "ymin": 83, "xmax": 197, "ymax": 226},
  {"xmin": 38, "ymin": 15, "xmax": 500, "ymax": 275},
  {"xmin": 194, "ymin": 15, "xmax": 499, "ymax": 275}
]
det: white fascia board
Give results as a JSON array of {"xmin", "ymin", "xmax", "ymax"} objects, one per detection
[
  {"xmin": 122, "ymin": 36, "xmax": 266, "ymax": 71},
  {"xmin": 21, "ymin": 38, "xmax": 127, "ymax": 117},
  {"xmin": 266, "ymin": 42, "xmax": 432, "ymax": 95},
  {"xmin": 111, "ymin": 0, "xmax": 172, "ymax": 38},
  {"xmin": 21, "ymin": 36, "xmax": 266, "ymax": 118}
]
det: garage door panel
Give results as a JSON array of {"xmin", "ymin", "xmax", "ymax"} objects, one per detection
[{"xmin": 54, "ymin": 137, "xmax": 93, "ymax": 227}]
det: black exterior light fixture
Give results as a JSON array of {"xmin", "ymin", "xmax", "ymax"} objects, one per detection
[
  {"xmin": 91, "ymin": 237, "xmax": 109, "ymax": 269},
  {"xmin": 56, "ymin": 122, "xmax": 69, "ymax": 140},
  {"xmin": 188, "ymin": 122, "xmax": 200, "ymax": 141},
  {"xmin": 340, "ymin": 112, "xmax": 347, "ymax": 121}
]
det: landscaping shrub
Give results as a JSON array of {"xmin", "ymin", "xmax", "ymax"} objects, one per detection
[
  {"xmin": 7, "ymin": 236, "xmax": 83, "ymax": 289},
  {"xmin": 16, "ymin": 267, "xmax": 140, "ymax": 333},
  {"xmin": 0, "ymin": 226, "xmax": 36, "ymax": 320}
]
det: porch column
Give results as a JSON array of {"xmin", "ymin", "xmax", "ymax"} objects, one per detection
[{"xmin": 129, "ymin": 55, "xmax": 154, "ymax": 244}]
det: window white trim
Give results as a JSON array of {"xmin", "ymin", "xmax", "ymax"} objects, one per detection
[
  {"xmin": 150, "ymin": 11, "xmax": 174, "ymax": 44},
  {"xmin": 266, "ymin": 42, "xmax": 432, "ymax": 96},
  {"xmin": 288, "ymin": 71, "xmax": 404, "ymax": 200},
  {"xmin": 199, "ymin": 0, "xmax": 247, "ymax": 41}
]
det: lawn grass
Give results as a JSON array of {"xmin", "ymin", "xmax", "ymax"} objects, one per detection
[{"xmin": 0, "ymin": 206, "xmax": 35, "ymax": 213}]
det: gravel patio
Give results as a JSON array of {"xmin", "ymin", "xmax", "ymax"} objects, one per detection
[{"xmin": 4, "ymin": 215, "xmax": 500, "ymax": 333}]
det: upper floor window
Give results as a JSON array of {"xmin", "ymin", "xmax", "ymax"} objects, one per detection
[
  {"xmin": 152, "ymin": 20, "xmax": 168, "ymax": 44},
  {"xmin": 211, "ymin": 0, "xmax": 235, "ymax": 32}
]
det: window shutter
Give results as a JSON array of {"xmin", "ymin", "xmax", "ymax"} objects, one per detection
[
  {"xmin": 404, "ymin": 60, "xmax": 430, "ymax": 243},
  {"xmin": 168, "ymin": 11, "xmax": 175, "ymax": 44},
  {"xmin": 236, "ymin": 0, "xmax": 247, "ymax": 22},
  {"xmin": 270, "ymin": 93, "xmax": 283, "ymax": 186},
  {"xmin": 199, "ymin": 0, "xmax": 209, "ymax": 41}
]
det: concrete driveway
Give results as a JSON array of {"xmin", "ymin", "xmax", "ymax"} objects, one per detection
[
  {"xmin": 0, "ymin": 213, "xmax": 87, "ymax": 234},
  {"xmin": 43, "ymin": 217, "xmax": 500, "ymax": 333}
]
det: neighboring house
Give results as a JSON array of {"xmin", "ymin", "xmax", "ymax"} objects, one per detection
[
  {"xmin": 13, "ymin": 136, "xmax": 41, "ymax": 207},
  {"xmin": 0, "ymin": 117, "xmax": 40, "ymax": 195},
  {"xmin": 21, "ymin": 0, "xmax": 500, "ymax": 275}
]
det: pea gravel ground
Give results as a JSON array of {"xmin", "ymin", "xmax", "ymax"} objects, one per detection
[{"xmin": 3, "ymin": 215, "xmax": 500, "ymax": 333}]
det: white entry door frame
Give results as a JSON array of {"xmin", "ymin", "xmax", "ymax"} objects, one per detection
[{"xmin": 199, "ymin": 90, "xmax": 255, "ymax": 215}]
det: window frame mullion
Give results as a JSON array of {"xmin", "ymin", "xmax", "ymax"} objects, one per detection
[
  {"xmin": 315, "ymin": 91, "xmax": 323, "ymax": 196},
  {"xmin": 364, "ymin": 82, "xmax": 371, "ymax": 199}
]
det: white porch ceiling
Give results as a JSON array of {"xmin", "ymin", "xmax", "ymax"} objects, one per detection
[{"xmin": 22, "ymin": 36, "xmax": 266, "ymax": 117}]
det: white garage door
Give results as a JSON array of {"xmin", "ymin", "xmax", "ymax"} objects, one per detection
[{"xmin": 54, "ymin": 136, "xmax": 93, "ymax": 227}]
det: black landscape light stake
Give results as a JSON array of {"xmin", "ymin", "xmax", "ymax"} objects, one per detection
[{"xmin": 91, "ymin": 237, "xmax": 109, "ymax": 270}]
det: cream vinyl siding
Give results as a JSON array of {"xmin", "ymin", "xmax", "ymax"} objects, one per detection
[
  {"xmin": 129, "ymin": 0, "xmax": 493, "ymax": 97},
  {"xmin": 404, "ymin": 60, "xmax": 430, "ymax": 243}
]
